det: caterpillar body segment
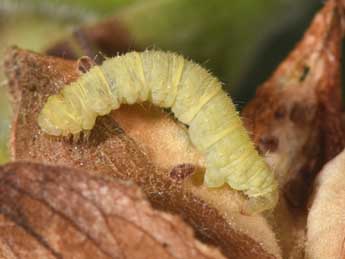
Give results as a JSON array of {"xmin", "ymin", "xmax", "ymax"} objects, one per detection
[{"xmin": 38, "ymin": 50, "xmax": 278, "ymax": 213}]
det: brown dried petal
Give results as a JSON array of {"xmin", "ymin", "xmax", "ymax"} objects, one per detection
[
  {"xmin": 0, "ymin": 162, "xmax": 226, "ymax": 259},
  {"xmin": 4, "ymin": 48, "xmax": 282, "ymax": 259}
]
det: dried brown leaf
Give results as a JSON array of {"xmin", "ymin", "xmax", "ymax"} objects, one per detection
[
  {"xmin": 242, "ymin": 0, "xmax": 344, "ymax": 207},
  {"xmin": 4, "ymin": 48, "xmax": 282, "ymax": 259},
  {"xmin": 241, "ymin": 0, "xmax": 345, "ymax": 257},
  {"xmin": 0, "ymin": 161, "xmax": 226, "ymax": 259}
]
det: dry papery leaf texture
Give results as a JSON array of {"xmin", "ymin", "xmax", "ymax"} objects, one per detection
[
  {"xmin": 242, "ymin": 0, "xmax": 345, "ymax": 257},
  {"xmin": 4, "ymin": 1, "xmax": 345, "ymax": 258},
  {"xmin": 4, "ymin": 47, "xmax": 282, "ymax": 259},
  {"xmin": 0, "ymin": 161, "xmax": 227, "ymax": 259},
  {"xmin": 306, "ymin": 148, "xmax": 345, "ymax": 259}
]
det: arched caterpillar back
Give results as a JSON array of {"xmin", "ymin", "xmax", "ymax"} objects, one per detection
[{"xmin": 38, "ymin": 51, "xmax": 278, "ymax": 213}]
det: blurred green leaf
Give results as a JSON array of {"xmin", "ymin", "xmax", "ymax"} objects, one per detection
[
  {"xmin": 117, "ymin": 0, "xmax": 314, "ymax": 95},
  {"xmin": 0, "ymin": 0, "xmax": 320, "ymax": 164},
  {"xmin": 0, "ymin": 0, "xmax": 139, "ymax": 16}
]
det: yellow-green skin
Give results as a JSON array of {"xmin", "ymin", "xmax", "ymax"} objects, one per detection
[{"xmin": 38, "ymin": 51, "xmax": 278, "ymax": 213}]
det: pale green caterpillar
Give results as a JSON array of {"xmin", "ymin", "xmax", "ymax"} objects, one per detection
[{"xmin": 38, "ymin": 51, "xmax": 278, "ymax": 213}]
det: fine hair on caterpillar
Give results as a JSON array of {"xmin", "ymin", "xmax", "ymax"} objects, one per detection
[{"xmin": 38, "ymin": 50, "xmax": 278, "ymax": 214}]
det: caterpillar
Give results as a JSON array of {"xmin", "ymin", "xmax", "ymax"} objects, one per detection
[{"xmin": 38, "ymin": 50, "xmax": 278, "ymax": 213}]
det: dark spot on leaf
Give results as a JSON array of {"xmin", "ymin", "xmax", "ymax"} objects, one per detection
[
  {"xmin": 299, "ymin": 65, "xmax": 310, "ymax": 82},
  {"xmin": 274, "ymin": 105, "xmax": 287, "ymax": 120},
  {"xmin": 258, "ymin": 135, "xmax": 279, "ymax": 152},
  {"xmin": 77, "ymin": 56, "xmax": 96, "ymax": 74},
  {"xmin": 169, "ymin": 164, "xmax": 195, "ymax": 182}
]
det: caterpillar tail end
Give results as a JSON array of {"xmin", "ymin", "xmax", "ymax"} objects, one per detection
[
  {"xmin": 204, "ymin": 169, "xmax": 279, "ymax": 215},
  {"xmin": 242, "ymin": 189, "xmax": 279, "ymax": 215}
]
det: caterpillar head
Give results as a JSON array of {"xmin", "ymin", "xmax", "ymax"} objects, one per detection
[{"xmin": 38, "ymin": 94, "xmax": 95, "ymax": 136}]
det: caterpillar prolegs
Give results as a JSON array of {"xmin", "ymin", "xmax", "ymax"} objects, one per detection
[{"xmin": 38, "ymin": 51, "xmax": 278, "ymax": 213}]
